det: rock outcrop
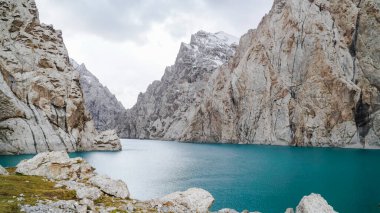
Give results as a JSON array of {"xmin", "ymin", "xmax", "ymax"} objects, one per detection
[
  {"xmin": 73, "ymin": 60, "xmax": 128, "ymax": 136},
  {"xmin": 123, "ymin": 31, "xmax": 238, "ymax": 139},
  {"xmin": 296, "ymin": 193, "xmax": 337, "ymax": 213},
  {"xmin": 0, "ymin": 0, "xmax": 121, "ymax": 154},
  {"xmin": 125, "ymin": 0, "xmax": 380, "ymax": 148},
  {"xmin": 16, "ymin": 151, "xmax": 96, "ymax": 181},
  {"xmin": 88, "ymin": 174, "xmax": 130, "ymax": 199},
  {"xmin": 16, "ymin": 151, "xmax": 130, "ymax": 200}
]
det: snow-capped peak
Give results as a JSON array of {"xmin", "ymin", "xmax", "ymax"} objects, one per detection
[{"xmin": 214, "ymin": 31, "xmax": 239, "ymax": 45}]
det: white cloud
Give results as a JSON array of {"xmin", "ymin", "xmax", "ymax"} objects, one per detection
[{"xmin": 35, "ymin": 0, "xmax": 273, "ymax": 108}]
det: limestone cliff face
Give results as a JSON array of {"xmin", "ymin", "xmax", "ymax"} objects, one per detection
[
  {"xmin": 180, "ymin": 0, "xmax": 380, "ymax": 148},
  {"xmin": 73, "ymin": 60, "xmax": 128, "ymax": 136},
  {"xmin": 123, "ymin": 31, "xmax": 238, "ymax": 139},
  {"xmin": 0, "ymin": 0, "xmax": 121, "ymax": 154},
  {"xmin": 125, "ymin": 0, "xmax": 380, "ymax": 148}
]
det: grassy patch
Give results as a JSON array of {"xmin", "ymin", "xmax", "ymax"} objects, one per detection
[
  {"xmin": 0, "ymin": 172, "xmax": 76, "ymax": 213},
  {"xmin": 94, "ymin": 195, "xmax": 127, "ymax": 208},
  {"xmin": 94, "ymin": 195, "xmax": 158, "ymax": 212}
]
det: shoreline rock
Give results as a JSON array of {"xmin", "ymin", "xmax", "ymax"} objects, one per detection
[
  {"xmin": 296, "ymin": 193, "xmax": 337, "ymax": 213},
  {"xmin": 88, "ymin": 174, "xmax": 130, "ymax": 199},
  {"xmin": 152, "ymin": 187, "xmax": 215, "ymax": 212}
]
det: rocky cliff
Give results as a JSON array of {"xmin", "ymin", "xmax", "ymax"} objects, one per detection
[
  {"xmin": 0, "ymin": 0, "xmax": 121, "ymax": 154},
  {"xmin": 72, "ymin": 60, "xmax": 128, "ymax": 136},
  {"xmin": 123, "ymin": 31, "xmax": 238, "ymax": 139},
  {"xmin": 125, "ymin": 0, "xmax": 380, "ymax": 148}
]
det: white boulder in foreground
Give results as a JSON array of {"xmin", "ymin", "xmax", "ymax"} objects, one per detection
[
  {"xmin": 15, "ymin": 151, "xmax": 95, "ymax": 181},
  {"xmin": 152, "ymin": 187, "xmax": 214, "ymax": 212},
  {"xmin": 15, "ymin": 151, "xmax": 130, "ymax": 200},
  {"xmin": 0, "ymin": 164, "xmax": 9, "ymax": 175},
  {"xmin": 296, "ymin": 193, "xmax": 337, "ymax": 213},
  {"xmin": 88, "ymin": 174, "xmax": 130, "ymax": 199}
]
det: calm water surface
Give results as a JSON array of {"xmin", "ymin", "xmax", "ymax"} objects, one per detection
[{"xmin": 1, "ymin": 139, "xmax": 380, "ymax": 213}]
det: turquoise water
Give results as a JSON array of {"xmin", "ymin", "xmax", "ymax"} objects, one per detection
[{"xmin": 1, "ymin": 139, "xmax": 380, "ymax": 212}]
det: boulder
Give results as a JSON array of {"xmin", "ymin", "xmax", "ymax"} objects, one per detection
[
  {"xmin": 93, "ymin": 129, "xmax": 122, "ymax": 151},
  {"xmin": 56, "ymin": 180, "xmax": 102, "ymax": 200},
  {"xmin": 155, "ymin": 188, "xmax": 214, "ymax": 213},
  {"xmin": 0, "ymin": 164, "xmax": 9, "ymax": 175},
  {"xmin": 21, "ymin": 200, "xmax": 87, "ymax": 213},
  {"xmin": 15, "ymin": 151, "xmax": 95, "ymax": 181},
  {"xmin": 285, "ymin": 208, "xmax": 295, "ymax": 213},
  {"xmin": 88, "ymin": 175, "xmax": 130, "ymax": 199},
  {"xmin": 296, "ymin": 193, "xmax": 337, "ymax": 213}
]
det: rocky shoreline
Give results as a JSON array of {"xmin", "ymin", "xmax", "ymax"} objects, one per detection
[{"xmin": 0, "ymin": 151, "xmax": 337, "ymax": 213}]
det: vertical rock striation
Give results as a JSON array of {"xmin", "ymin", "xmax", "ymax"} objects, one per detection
[
  {"xmin": 181, "ymin": 0, "xmax": 380, "ymax": 148},
  {"xmin": 0, "ymin": 0, "xmax": 121, "ymax": 154}
]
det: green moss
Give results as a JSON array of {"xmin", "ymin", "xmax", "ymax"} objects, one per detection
[
  {"xmin": 110, "ymin": 209, "xmax": 128, "ymax": 213},
  {"xmin": 0, "ymin": 173, "xmax": 76, "ymax": 213},
  {"xmin": 94, "ymin": 195, "xmax": 127, "ymax": 208}
]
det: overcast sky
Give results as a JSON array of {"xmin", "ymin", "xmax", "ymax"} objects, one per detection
[{"xmin": 35, "ymin": 0, "xmax": 273, "ymax": 108}]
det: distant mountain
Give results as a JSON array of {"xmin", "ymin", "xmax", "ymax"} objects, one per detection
[
  {"xmin": 122, "ymin": 30, "xmax": 238, "ymax": 139},
  {"xmin": 72, "ymin": 60, "xmax": 128, "ymax": 137}
]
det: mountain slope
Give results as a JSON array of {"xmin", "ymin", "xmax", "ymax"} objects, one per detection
[
  {"xmin": 123, "ymin": 31, "xmax": 238, "ymax": 139},
  {"xmin": 0, "ymin": 0, "xmax": 121, "ymax": 154},
  {"xmin": 72, "ymin": 60, "xmax": 128, "ymax": 136},
  {"xmin": 178, "ymin": 0, "xmax": 380, "ymax": 148}
]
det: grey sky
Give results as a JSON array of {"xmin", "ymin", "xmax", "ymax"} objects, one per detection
[{"xmin": 35, "ymin": 0, "xmax": 273, "ymax": 108}]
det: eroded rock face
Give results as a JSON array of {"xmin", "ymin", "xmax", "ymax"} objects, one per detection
[
  {"xmin": 123, "ymin": 31, "xmax": 238, "ymax": 140},
  {"xmin": 125, "ymin": 0, "xmax": 380, "ymax": 148},
  {"xmin": 73, "ymin": 59, "xmax": 128, "ymax": 137},
  {"xmin": 296, "ymin": 193, "xmax": 337, "ymax": 213},
  {"xmin": 0, "ymin": 0, "xmax": 121, "ymax": 154}
]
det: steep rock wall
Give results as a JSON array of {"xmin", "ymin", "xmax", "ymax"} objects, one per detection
[
  {"xmin": 0, "ymin": 0, "xmax": 120, "ymax": 154},
  {"xmin": 123, "ymin": 31, "xmax": 238, "ymax": 139},
  {"xmin": 124, "ymin": 0, "xmax": 379, "ymax": 148},
  {"xmin": 180, "ymin": 0, "xmax": 380, "ymax": 148}
]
